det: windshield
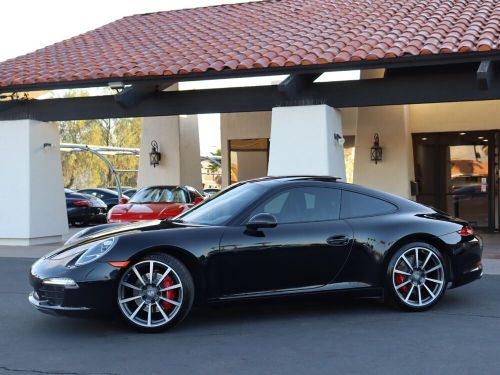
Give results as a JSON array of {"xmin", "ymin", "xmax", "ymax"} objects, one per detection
[
  {"xmin": 130, "ymin": 187, "xmax": 186, "ymax": 204},
  {"xmin": 178, "ymin": 182, "xmax": 267, "ymax": 225}
]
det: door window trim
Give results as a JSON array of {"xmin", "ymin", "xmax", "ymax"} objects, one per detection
[
  {"xmin": 339, "ymin": 189, "xmax": 398, "ymax": 219},
  {"xmin": 234, "ymin": 184, "xmax": 343, "ymax": 226}
]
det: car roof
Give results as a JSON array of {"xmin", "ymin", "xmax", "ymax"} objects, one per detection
[
  {"xmin": 241, "ymin": 176, "xmax": 430, "ymax": 212},
  {"xmin": 79, "ymin": 187, "xmax": 120, "ymax": 194},
  {"xmin": 66, "ymin": 191, "xmax": 91, "ymax": 199}
]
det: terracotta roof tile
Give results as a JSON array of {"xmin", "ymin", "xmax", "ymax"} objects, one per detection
[{"xmin": 1, "ymin": 0, "xmax": 500, "ymax": 89}]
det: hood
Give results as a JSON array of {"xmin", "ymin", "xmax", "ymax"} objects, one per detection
[
  {"xmin": 49, "ymin": 219, "xmax": 203, "ymax": 259},
  {"xmin": 63, "ymin": 220, "xmax": 163, "ymax": 249}
]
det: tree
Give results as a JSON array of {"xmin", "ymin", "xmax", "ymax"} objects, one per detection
[
  {"xmin": 206, "ymin": 148, "xmax": 222, "ymax": 175},
  {"xmin": 56, "ymin": 90, "xmax": 143, "ymax": 188}
]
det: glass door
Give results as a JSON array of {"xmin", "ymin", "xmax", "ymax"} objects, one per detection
[
  {"xmin": 445, "ymin": 145, "xmax": 489, "ymax": 227},
  {"xmin": 413, "ymin": 131, "xmax": 495, "ymax": 229}
]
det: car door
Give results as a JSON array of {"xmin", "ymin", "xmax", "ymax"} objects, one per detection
[{"xmin": 216, "ymin": 186, "xmax": 353, "ymax": 296}]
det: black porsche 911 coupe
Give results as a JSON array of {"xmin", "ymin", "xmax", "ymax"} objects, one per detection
[{"xmin": 29, "ymin": 176, "xmax": 483, "ymax": 332}]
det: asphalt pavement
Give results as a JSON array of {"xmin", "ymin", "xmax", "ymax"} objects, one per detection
[{"xmin": 0, "ymin": 256, "xmax": 499, "ymax": 375}]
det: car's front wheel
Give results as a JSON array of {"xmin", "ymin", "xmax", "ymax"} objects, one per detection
[
  {"xmin": 117, "ymin": 253, "xmax": 194, "ymax": 332},
  {"xmin": 385, "ymin": 242, "xmax": 448, "ymax": 311}
]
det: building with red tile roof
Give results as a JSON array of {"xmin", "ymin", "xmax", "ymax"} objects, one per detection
[
  {"xmin": 0, "ymin": 0, "xmax": 499, "ymax": 91},
  {"xmin": 1, "ymin": 0, "xmax": 500, "ymax": 245}
]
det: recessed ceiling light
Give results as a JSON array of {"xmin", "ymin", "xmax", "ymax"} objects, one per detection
[
  {"xmin": 483, "ymin": 139, "xmax": 488, "ymax": 142},
  {"xmin": 421, "ymin": 137, "xmax": 428, "ymax": 141},
  {"xmin": 459, "ymin": 132, "xmax": 466, "ymax": 135},
  {"xmin": 478, "ymin": 136, "xmax": 484, "ymax": 139}
]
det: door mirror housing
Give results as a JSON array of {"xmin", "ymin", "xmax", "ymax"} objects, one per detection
[
  {"xmin": 193, "ymin": 196, "xmax": 204, "ymax": 205},
  {"xmin": 246, "ymin": 213, "xmax": 277, "ymax": 230}
]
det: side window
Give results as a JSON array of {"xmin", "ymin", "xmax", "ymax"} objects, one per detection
[
  {"xmin": 249, "ymin": 187, "xmax": 341, "ymax": 224},
  {"xmin": 340, "ymin": 190, "xmax": 397, "ymax": 219},
  {"xmin": 262, "ymin": 191, "xmax": 289, "ymax": 215}
]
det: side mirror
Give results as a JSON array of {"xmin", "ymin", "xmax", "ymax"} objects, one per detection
[
  {"xmin": 246, "ymin": 213, "xmax": 277, "ymax": 230},
  {"xmin": 119, "ymin": 197, "xmax": 128, "ymax": 204},
  {"xmin": 194, "ymin": 196, "xmax": 204, "ymax": 205}
]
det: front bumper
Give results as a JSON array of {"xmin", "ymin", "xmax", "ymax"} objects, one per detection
[
  {"xmin": 29, "ymin": 259, "xmax": 121, "ymax": 317},
  {"xmin": 29, "ymin": 291, "xmax": 92, "ymax": 317}
]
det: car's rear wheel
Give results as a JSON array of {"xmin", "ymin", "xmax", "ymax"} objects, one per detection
[
  {"xmin": 117, "ymin": 254, "xmax": 194, "ymax": 332},
  {"xmin": 385, "ymin": 242, "xmax": 447, "ymax": 311}
]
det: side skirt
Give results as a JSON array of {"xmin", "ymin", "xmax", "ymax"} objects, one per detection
[{"xmin": 209, "ymin": 282, "xmax": 383, "ymax": 303}]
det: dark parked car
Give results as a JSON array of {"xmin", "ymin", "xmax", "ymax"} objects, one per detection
[
  {"xmin": 123, "ymin": 188, "xmax": 137, "ymax": 198},
  {"xmin": 31, "ymin": 177, "xmax": 482, "ymax": 332},
  {"xmin": 65, "ymin": 189, "xmax": 107, "ymax": 227},
  {"xmin": 78, "ymin": 188, "xmax": 128, "ymax": 210}
]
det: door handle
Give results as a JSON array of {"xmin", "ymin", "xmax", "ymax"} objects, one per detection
[{"xmin": 326, "ymin": 235, "xmax": 350, "ymax": 246}]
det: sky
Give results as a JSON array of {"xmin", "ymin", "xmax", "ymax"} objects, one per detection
[
  {"xmin": 0, "ymin": 0, "xmax": 358, "ymax": 155},
  {"xmin": 0, "ymin": 0, "xmax": 257, "ymax": 63},
  {"xmin": 0, "ymin": 1, "xmax": 261, "ymax": 155}
]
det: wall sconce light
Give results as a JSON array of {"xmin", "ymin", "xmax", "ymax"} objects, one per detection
[
  {"xmin": 334, "ymin": 133, "xmax": 345, "ymax": 145},
  {"xmin": 370, "ymin": 133, "xmax": 383, "ymax": 164},
  {"xmin": 149, "ymin": 140, "xmax": 162, "ymax": 168}
]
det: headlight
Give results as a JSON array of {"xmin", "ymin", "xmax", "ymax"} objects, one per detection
[{"xmin": 75, "ymin": 237, "xmax": 117, "ymax": 266}]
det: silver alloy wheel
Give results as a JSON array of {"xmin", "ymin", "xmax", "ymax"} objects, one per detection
[
  {"xmin": 118, "ymin": 260, "xmax": 184, "ymax": 328},
  {"xmin": 392, "ymin": 247, "xmax": 445, "ymax": 307}
]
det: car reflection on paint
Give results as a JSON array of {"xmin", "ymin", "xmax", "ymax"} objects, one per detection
[{"xmin": 30, "ymin": 177, "xmax": 482, "ymax": 332}]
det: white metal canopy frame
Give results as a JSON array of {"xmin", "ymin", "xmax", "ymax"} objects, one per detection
[{"xmin": 60, "ymin": 143, "xmax": 140, "ymax": 200}]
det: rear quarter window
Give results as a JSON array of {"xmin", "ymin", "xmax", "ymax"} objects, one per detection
[{"xmin": 341, "ymin": 190, "xmax": 397, "ymax": 219}]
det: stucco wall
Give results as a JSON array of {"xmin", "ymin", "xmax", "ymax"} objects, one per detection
[
  {"xmin": 0, "ymin": 120, "xmax": 68, "ymax": 245},
  {"xmin": 138, "ymin": 115, "xmax": 202, "ymax": 190},
  {"xmin": 232, "ymin": 151, "xmax": 269, "ymax": 182},
  {"xmin": 220, "ymin": 108, "xmax": 358, "ymax": 187},
  {"xmin": 268, "ymin": 105, "xmax": 346, "ymax": 180},
  {"xmin": 220, "ymin": 111, "xmax": 271, "ymax": 187},
  {"xmin": 353, "ymin": 105, "xmax": 415, "ymax": 198},
  {"xmin": 409, "ymin": 100, "xmax": 500, "ymax": 133}
]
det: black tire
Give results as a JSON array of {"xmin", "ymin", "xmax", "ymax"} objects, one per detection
[
  {"xmin": 117, "ymin": 253, "xmax": 195, "ymax": 332},
  {"xmin": 385, "ymin": 242, "xmax": 448, "ymax": 312}
]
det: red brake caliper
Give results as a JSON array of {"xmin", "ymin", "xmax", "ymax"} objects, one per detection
[
  {"xmin": 395, "ymin": 274, "xmax": 409, "ymax": 293},
  {"xmin": 162, "ymin": 275, "xmax": 177, "ymax": 312}
]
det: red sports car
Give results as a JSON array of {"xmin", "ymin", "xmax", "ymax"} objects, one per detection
[{"xmin": 107, "ymin": 185, "xmax": 204, "ymax": 223}]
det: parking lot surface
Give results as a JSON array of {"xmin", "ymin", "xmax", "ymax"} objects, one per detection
[{"xmin": 0, "ymin": 256, "xmax": 499, "ymax": 375}]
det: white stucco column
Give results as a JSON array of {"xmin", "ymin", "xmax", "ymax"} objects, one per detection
[
  {"xmin": 353, "ymin": 105, "xmax": 415, "ymax": 198},
  {"xmin": 0, "ymin": 120, "xmax": 68, "ymax": 245},
  {"xmin": 138, "ymin": 115, "xmax": 202, "ymax": 191},
  {"xmin": 268, "ymin": 105, "xmax": 346, "ymax": 180}
]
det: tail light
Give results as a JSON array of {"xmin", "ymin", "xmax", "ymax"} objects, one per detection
[
  {"xmin": 457, "ymin": 226, "xmax": 474, "ymax": 236},
  {"xmin": 72, "ymin": 200, "xmax": 90, "ymax": 207},
  {"xmin": 120, "ymin": 197, "xmax": 128, "ymax": 204}
]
